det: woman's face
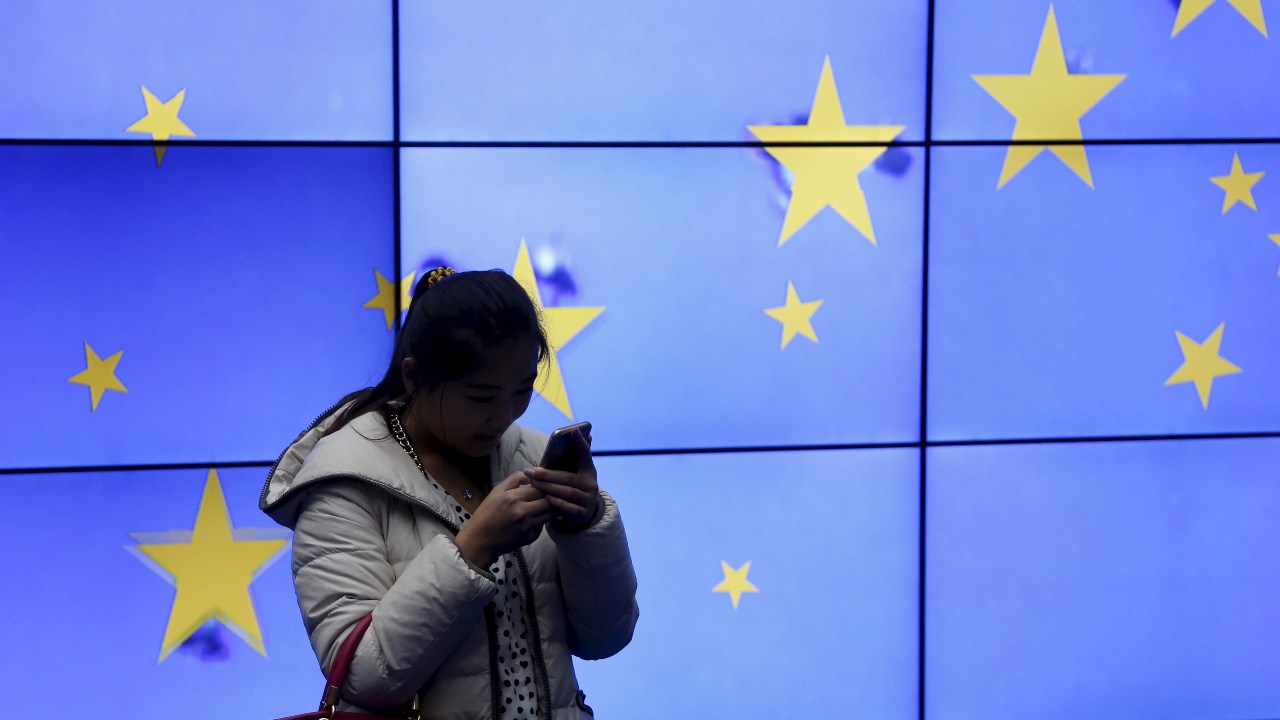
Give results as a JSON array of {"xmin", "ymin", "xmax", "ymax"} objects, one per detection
[{"xmin": 407, "ymin": 338, "xmax": 540, "ymax": 458}]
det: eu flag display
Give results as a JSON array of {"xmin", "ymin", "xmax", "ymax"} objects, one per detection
[{"xmin": 3, "ymin": 0, "xmax": 1280, "ymax": 718}]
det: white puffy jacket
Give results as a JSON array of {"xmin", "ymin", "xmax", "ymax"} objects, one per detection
[{"xmin": 260, "ymin": 407, "xmax": 639, "ymax": 719}]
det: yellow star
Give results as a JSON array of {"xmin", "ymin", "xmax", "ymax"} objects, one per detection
[
  {"xmin": 125, "ymin": 86, "xmax": 195, "ymax": 167},
  {"xmin": 511, "ymin": 239, "xmax": 603, "ymax": 418},
  {"xmin": 972, "ymin": 6, "xmax": 1126, "ymax": 188},
  {"xmin": 1164, "ymin": 323, "xmax": 1242, "ymax": 409},
  {"xmin": 712, "ymin": 561, "xmax": 759, "ymax": 610},
  {"xmin": 67, "ymin": 342, "xmax": 127, "ymax": 411},
  {"xmin": 134, "ymin": 470, "xmax": 287, "ymax": 661},
  {"xmin": 363, "ymin": 269, "xmax": 417, "ymax": 330},
  {"xmin": 1270, "ymin": 233, "xmax": 1280, "ymax": 276},
  {"xmin": 748, "ymin": 56, "xmax": 905, "ymax": 246},
  {"xmin": 1172, "ymin": 0, "xmax": 1268, "ymax": 37},
  {"xmin": 763, "ymin": 281, "xmax": 823, "ymax": 349},
  {"xmin": 1211, "ymin": 154, "xmax": 1264, "ymax": 213}
]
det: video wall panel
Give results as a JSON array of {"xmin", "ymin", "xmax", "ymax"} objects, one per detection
[
  {"xmin": 932, "ymin": 0, "xmax": 1280, "ymax": 141},
  {"xmin": 0, "ymin": 145, "xmax": 395, "ymax": 469},
  {"xmin": 578, "ymin": 449, "xmax": 920, "ymax": 719},
  {"xmin": 926, "ymin": 438, "xmax": 1280, "ymax": 717},
  {"xmin": 0, "ymin": 0, "xmax": 392, "ymax": 140},
  {"xmin": 398, "ymin": 0, "xmax": 928, "ymax": 142},
  {"xmin": 400, "ymin": 146, "xmax": 923, "ymax": 449},
  {"xmin": 928, "ymin": 143, "xmax": 1280, "ymax": 441},
  {"xmin": 0, "ymin": 467, "xmax": 316, "ymax": 719}
]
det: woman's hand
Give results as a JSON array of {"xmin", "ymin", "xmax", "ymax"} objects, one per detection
[
  {"xmin": 523, "ymin": 429, "xmax": 601, "ymax": 531},
  {"xmin": 455, "ymin": 472, "xmax": 553, "ymax": 568}
]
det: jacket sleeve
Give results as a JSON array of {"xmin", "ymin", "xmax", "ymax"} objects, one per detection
[
  {"xmin": 547, "ymin": 489, "xmax": 639, "ymax": 660},
  {"xmin": 291, "ymin": 480, "xmax": 498, "ymax": 709}
]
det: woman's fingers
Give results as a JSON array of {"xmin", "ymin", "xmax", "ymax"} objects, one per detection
[
  {"xmin": 526, "ymin": 477, "xmax": 594, "ymax": 508},
  {"xmin": 523, "ymin": 466, "xmax": 593, "ymax": 492}
]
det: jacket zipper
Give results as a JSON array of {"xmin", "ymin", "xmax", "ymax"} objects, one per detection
[
  {"xmin": 484, "ymin": 604, "xmax": 502, "ymax": 719},
  {"xmin": 514, "ymin": 549, "xmax": 553, "ymax": 719}
]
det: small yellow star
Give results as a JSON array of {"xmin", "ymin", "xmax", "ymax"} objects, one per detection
[
  {"xmin": 748, "ymin": 56, "xmax": 905, "ymax": 247},
  {"xmin": 764, "ymin": 281, "xmax": 823, "ymax": 349},
  {"xmin": 134, "ymin": 470, "xmax": 287, "ymax": 661},
  {"xmin": 972, "ymin": 6, "xmax": 1126, "ymax": 188},
  {"xmin": 1172, "ymin": 0, "xmax": 1268, "ymax": 38},
  {"xmin": 1270, "ymin": 233, "xmax": 1280, "ymax": 276},
  {"xmin": 1211, "ymin": 154, "xmax": 1264, "ymax": 213},
  {"xmin": 712, "ymin": 561, "xmax": 759, "ymax": 610},
  {"xmin": 511, "ymin": 239, "xmax": 604, "ymax": 419},
  {"xmin": 1164, "ymin": 323, "xmax": 1242, "ymax": 409},
  {"xmin": 363, "ymin": 270, "xmax": 417, "ymax": 330},
  {"xmin": 67, "ymin": 342, "xmax": 127, "ymax": 411},
  {"xmin": 125, "ymin": 86, "xmax": 195, "ymax": 167}
]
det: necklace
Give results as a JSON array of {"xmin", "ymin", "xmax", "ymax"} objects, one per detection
[{"xmin": 389, "ymin": 412, "xmax": 474, "ymax": 501}]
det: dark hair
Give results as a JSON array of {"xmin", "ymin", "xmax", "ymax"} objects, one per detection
[{"xmin": 322, "ymin": 268, "xmax": 549, "ymax": 437}]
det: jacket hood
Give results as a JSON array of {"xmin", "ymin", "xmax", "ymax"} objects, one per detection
[{"xmin": 259, "ymin": 403, "xmax": 535, "ymax": 530}]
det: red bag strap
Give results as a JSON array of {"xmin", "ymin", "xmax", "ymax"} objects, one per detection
[{"xmin": 320, "ymin": 614, "xmax": 375, "ymax": 712}]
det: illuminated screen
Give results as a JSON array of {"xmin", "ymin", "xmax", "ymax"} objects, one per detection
[
  {"xmin": 0, "ymin": 1, "xmax": 391, "ymax": 140},
  {"xmin": 927, "ymin": 439, "xmax": 1280, "ymax": 716},
  {"xmin": 3, "ymin": 0, "xmax": 1279, "ymax": 718},
  {"xmin": 579, "ymin": 450, "xmax": 919, "ymax": 718},
  {"xmin": 399, "ymin": 146, "xmax": 923, "ymax": 448},
  {"xmin": 398, "ymin": 0, "xmax": 928, "ymax": 142},
  {"xmin": 0, "ymin": 145, "xmax": 394, "ymax": 468},
  {"xmin": 0, "ymin": 467, "xmax": 315, "ymax": 719},
  {"xmin": 932, "ymin": 0, "xmax": 1280, "ymax": 140},
  {"xmin": 928, "ymin": 143, "xmax": 1280, "ymax": 441}
]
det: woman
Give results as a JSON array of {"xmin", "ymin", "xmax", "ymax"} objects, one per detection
[{"xmin": 260, "ymin": 267, "xmax": 638, "ymax": 719}]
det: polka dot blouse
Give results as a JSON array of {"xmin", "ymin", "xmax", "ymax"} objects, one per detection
[{"xmin": 428, "ymin": 481, "xmax": 540, "ymax": 720}]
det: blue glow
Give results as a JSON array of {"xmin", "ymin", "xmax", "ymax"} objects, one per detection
[
  {"xmin": 0, "ymin": 145, "xmax": 394, "ymax": 468},
  {"xmin": 400, "ymin": 146, "xmax": 923, "ymax": 448},
  {"xmin": 928, "ymin": 438, "xmax": 1280, "ymax": 717},
  {"xmin": 928, "ymin": 143, "xmax": 1280, "ymax": 440},
  {"xmin": 933, "ymin": 0, "xmax": 1280, "ymax": 140},
  {"xmin": 0, "ymin": 1, "xmax": 391, "ymax": 140},
  {"xmin": 398, "ymin": 0, "xmax": 927, "ymax": 141}
]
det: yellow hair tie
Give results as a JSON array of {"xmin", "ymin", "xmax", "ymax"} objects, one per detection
[{"xmin": 425, "ymin": 266, "xmax": 456, "ymax": 288}]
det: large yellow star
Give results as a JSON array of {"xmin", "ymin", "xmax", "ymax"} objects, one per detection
[
  {"xmin": 748, "ymin": 57, "xmax": 905, "ymax": 247},
  {"xmin": 1211, "ymin": 154, "xmax": 1264, "ymax": 213},
  {"xmin": 67, "ymin": 342, "xmax": 127, "ymax": 411},
  {"xmin": 972, "ymin": 6, "xmax": 1126, "ymax": 188},
  {"xmin": 712, "ymin": 561, "xmax": 759, "ymax": 610},
  {"xmin": 125, "ymin": 86, "xmax": 195, "ymax": 167},
  {"xmin": 764, "ymin": 281, "xmax": 823, "ymax": 349},
  {"xmin": 1164, "ymin": 323, "xmax": 1242, "ymax": 409},
  {"xmin": 1172, "ymin": 0, "xmax": 1268, "ymax": 37},
  {"xmin": 511, "ymin": 240, "xmax": 603, "ymax": 419},
  {"xmin": 134, "ymin": 470, "xmax": 287, "ymax": 661},
  {"xmin": 363, "ymin": 269, "xmax": 417, "ymax": 330}
]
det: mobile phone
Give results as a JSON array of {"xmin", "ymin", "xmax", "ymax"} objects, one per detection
[{"xmin": 539, "ymin": 421, "xmax": 592, "ymax": 473}]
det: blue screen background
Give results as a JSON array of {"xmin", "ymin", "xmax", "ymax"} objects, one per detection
[{"xmin": 2, "ymin": 1, "xmax": 1277, "ymax": 717}]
